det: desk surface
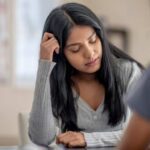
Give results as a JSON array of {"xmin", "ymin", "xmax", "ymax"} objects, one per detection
[{"xmin": 0, "ymin": 144, "xmax": 116, "ymax": 150}]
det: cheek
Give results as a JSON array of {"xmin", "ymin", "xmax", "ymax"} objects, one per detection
[
  {"xmin": 68, "ymin": 56, "xmax": 81, "ymax": 65},
  {"xmin": 97, "ymin": 41, "xmax": 103, "ymax": 56},
  {"xmin": 65, "ymin": 53, "xmax": 83, "ymax": 68},
  {"xmin": 99, "ymin": 46, "xmax": 103, "ymax": 56},
  {"xmin": 65, "ymin": 52, "xmax": 77, "ymax": 63}
]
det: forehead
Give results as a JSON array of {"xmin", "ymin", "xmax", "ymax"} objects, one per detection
[{"xmin": 66, "ymin": 25, "xmax": 95, "ymax": 44}]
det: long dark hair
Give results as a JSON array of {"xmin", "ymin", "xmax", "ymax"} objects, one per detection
[{"xmin": 42, "ymin": 3, "xmax": 143, "ymax": 132}]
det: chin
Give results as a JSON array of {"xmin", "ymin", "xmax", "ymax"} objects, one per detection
[{"xmin": 84, "ymin": 65, "xmax": 101, "ymax": 73}]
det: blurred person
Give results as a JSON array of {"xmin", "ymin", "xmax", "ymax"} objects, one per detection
[
  {"xmin": 119, "ymin": 67, "xmax": 150, "ymax": 150},
  {"xmin": 28, "ymin": 2, "xmax": 143, "ymax": 148}
]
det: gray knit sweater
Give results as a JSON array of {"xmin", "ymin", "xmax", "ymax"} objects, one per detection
[{"xmin": 29, "ymin": 59, "xmax": 142, "ymax": 147}]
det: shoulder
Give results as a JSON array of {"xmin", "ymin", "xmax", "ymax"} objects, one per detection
[
  {"xmin": 116, "ymin": 58, "xmax": 140, "ymax": 74},
  {"xmin": 115, "ymin": 58, "xmax": 143, "ymax": 90}
]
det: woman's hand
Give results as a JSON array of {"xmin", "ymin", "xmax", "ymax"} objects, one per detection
[
  {"xmin": 56, "ymin": 131, "xmax": 86, "ymax": 148},
  {"xmin": 40, "ymin": 32, "xmax": 59, "ymax": 61}
]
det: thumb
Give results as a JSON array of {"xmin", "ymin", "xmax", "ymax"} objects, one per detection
[{"xmin": 55, "ymin": 47, "xmax": 59, "ymax": 54}]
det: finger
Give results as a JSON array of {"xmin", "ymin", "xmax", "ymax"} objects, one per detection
[
  {"xmin": 57, "ymin": 134, "xmax": 70, "ymax": 144},
  {"xmin": 42, "ymin": 32, "xmax": 54, "ymax": 42},
  {"xmin": 57, "ymin": 132, "xmax": 86, "ymax": 148},
  {"xmin": 54, "ymin": 47, "xmax": 59, "ymax": 54},
  {"xmin": 57, "ymin": 132, "xmax": 75, "ymax": 144},
  {"xmin": 68, "ymin": 140, "xmax": 79, "ymax": 148},
  {"xmin": 68, "ymin": 139, "xmax": 86, "ymax": 148},
  {"xmin": 44, "ymin": 40, "xmax": 59, "ymax": 54},
  {"xmin": 57, "ymin": 131, "xmax": 73, "ymax": 139},
  {"xmin": 59, "ymin": 134, "xmax": 76, "ymax": 144},
  {"xmin": 43, "ymin": 37, "xmax": 57, "ymax": 46},
  {"xmin": 44, "ymin": 37, "xmax": 59, "ymax": 52},
  {"xmin": 57, "ymin": 132, "xmax": 69, "ymax": 139}
]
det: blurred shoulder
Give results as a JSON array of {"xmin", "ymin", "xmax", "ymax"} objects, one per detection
[
  {"xmin": 115, "ymin": 58, "xmax": 142, "ymax": 76},
  {"xmin": 115, "ymin": 58, "xmax": 143, "ymax": 90}
]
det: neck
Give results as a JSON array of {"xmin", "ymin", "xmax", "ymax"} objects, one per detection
[{"xmin": 72, "ymin": 72, "xmax": 97, "ymax": 82}]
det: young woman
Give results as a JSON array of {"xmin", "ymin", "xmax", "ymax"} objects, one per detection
[{"xmin": 29, "ymin": 2, "xmax": 143, "ymax": 148}]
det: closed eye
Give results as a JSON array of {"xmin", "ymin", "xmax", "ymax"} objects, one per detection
[
  {"xmin": 89, "ymin": 34, "xmax": 97, "ymax": 43},
  {"xmin": 69, "ymin": 46, "xmax": 81, "ymax": 53}
]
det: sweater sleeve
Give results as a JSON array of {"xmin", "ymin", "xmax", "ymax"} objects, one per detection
[
  {"xmin": 83, "ymin": 130, "xmax": 122, "ymax": 147},
  {"xmin": 83, "ymin": 62, "xmax": 142, "ymax": 148},
  {"xmin": 28, "ymin": 59, "xmax": 57, "ymax": 146}
]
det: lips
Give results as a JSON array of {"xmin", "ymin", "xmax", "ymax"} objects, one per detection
[{"xmin": 85, "ymin": 57, "xmax": 99, "ymax": 66}]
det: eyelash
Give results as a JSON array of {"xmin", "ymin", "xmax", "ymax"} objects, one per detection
[
  {"xmin": 70, "ymin": 36, "xmax": 97, "ymax": 53},
  {"xmin": 71, "ymin": 48, "xmax": 80, "ymax": 53},
  {"xmin": 90, "ymin": 36, "xmax": 97, "ymax": 43}
]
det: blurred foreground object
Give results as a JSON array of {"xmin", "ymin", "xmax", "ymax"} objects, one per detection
[{"xmin": 119, "ymin": 67, "xmax": 150, "ymax": 150}]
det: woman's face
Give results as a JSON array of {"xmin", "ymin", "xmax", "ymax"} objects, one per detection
[{"xmin": 64, "ymin": 25, "xmax": 102, "ymax": 74}]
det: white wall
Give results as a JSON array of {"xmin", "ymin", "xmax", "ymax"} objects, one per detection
[
  {"xmin": 0, "ymin": 86, "xmax": 33, "ymax": 145},
  {"xmin": 0, "ymin": 0, "xmax": 150, "ymax": 146}
]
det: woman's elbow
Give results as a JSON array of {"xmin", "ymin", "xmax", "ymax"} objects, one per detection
[{"xmin": 28, "ymin": 130, "xmax": 55, "ymax": 147}]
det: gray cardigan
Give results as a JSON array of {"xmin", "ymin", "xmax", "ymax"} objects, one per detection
[{"xmin": 29, "ymin": 58, "xmax": 142, "ymax": 147}]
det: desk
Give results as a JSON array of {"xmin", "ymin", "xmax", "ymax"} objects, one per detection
[{"xmin": 0, "ymin": 144, "xmax": 116, "ymax": 150}]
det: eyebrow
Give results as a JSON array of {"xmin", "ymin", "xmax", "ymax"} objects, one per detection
[{"xmin": 65, "ymin": 31, "xmax": 96, "ymax": 48}]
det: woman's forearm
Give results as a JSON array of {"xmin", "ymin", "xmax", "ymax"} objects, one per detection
[{"xmin": 29, "ymin": 60, "xmax": 56, "ymax": 146}]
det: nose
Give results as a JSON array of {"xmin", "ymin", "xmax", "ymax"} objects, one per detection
[{"xmin": 84, "ymin": 43, "xmax": 94, "ymax": 59}]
